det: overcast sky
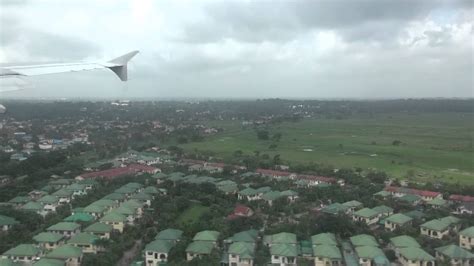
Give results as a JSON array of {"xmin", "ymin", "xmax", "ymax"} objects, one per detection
[{"xmin": 0, "ymin": 0, "xmax": 473, "ymax": 99}]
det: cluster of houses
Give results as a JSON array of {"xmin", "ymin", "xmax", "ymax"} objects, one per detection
[{"xmin": 1, "ymin": 181, "xmax": 161, "ymax": 266}]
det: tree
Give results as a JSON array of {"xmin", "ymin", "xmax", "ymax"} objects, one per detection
[
  {"xmin": 257, "ymin": 130, "xmax": 269, "ymax": 140},
  {"xmin": 392, "ymin": 140, "xmax": 402, "ymax": 146}
]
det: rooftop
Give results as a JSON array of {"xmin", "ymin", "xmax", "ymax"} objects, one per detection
[
  {"xmin": 155, "ymin": 228, "xmax": 183, "ymax": 241},
  {"xmin": 3, "ymin": 244, "xmax": 42, "ymax": 257},
  {"xmin": 186, "ymin": 241, "xmax": 214, "ymax": 254},
  {"xmin": 33, "ymin": 232, "xmax": 65, "ymax": 243},
  {"xmin": 312, "ymin": 245, "xmax": 342, "ymax": 259},
  {"xmin": 385, "ymin": 213, "xmax": 412, "ymax": 224},
  {"xmin": 67, "ymin": 233, "xmax": 98, "ymax": 245},
  {"xmin": 350, "ymin": 234, "xmax": 379, "ymax": 247},
  {"xmin": 145, "ymin": 240, "xmax": 174, "ymax": 253},
  {"xmin": 389, "ymin": 235, "xmax": 420, "ymax": 248},
  {"xmin": 193, "ymin": 230, "xmax": 220, "ymax": 242},
  {"xmin": 399, "ymin": 247, "xmax": 434, "ymax": 261},
  {"xmin": 84, "ymin": 222, "xmax": 113, "ymax": 233},
  {"xmin": 46, "ymin": 222, "xmax": 81, "ymax": 232},
  {"xmin": 45, "ymin": 245, "xmax": 82, "ymax": 259},
  {"xmin": 435, "ymin": 244, "xmax": 474, "ymax": 259},
  {"xmin": 353, "ymin": 208, "xmax": 378, "ymax": 218},
  {"xmin": 270, "ymin": 243, "xmax": 298, "ymax": 257},
  {"xmin": 311, "ymin": 233, "xmax": 337, "ymax": 246}
]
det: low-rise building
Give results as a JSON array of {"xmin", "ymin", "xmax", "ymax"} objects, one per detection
[
  {"xmin": 355, "ymin": 246, "xmax": 389, "ymax": 266},
  {"xmin": 83, "ymin": 222, "xmax": 113, "ymax": 239},
  {"xmin": 435, "ymin": 244, "xmax": 474, "ymax": 266},
  {"xmin": 384, "ymin": 213, "xmax": 413, "ymax": 231},
  {"xmin": 269, "ymin": 244, "xmax": 297, "ymax": 265},
  {"xmin": 352, "ymin": 208, "xmax": 379, "ymax": 225},
  {"xmin": 67, "ymin": 233, "xmax": 101, "ymax": 254},
  {"xmin": 389, "ymin": 235, "xmax": 420, "ymax": 259},
  {"xmin": 0, "ymin": 214, "xmax": 19, "ymax": 231},
  {"xmin": 186, "ymin": 241, "xmax": 215, "ymax": 261},
  {"xmin": 1, "ymin": 244, "xmax": 42, "ymax": 264},
  {"xmin": 100, "ymin": 212, "xmax": 127, "ymax": 233},
  {"xmin": 144, "ymin": 240, "xmax": 175, "ymax": 265},
  {"xmin": 398, "ymin": 247, "xmax": 435, "ymax": 266},
  {"xmin": 45, "ymin": 245, "xmax": 83, "ymax": 266},
  {"xmin": 33, "ymin": 232, "xmax": 65, "ymax": 250},
  {"xmin": 312, "ymin": 245, "xmax": 343, "ymax": 266},
  {"xmin": 342, "ymin": 200, "xmax": 363, "ymax": 213},
  {"xmin": 46, "ymin": 222, "xmax": 81, "ymax": 238},
  {"xmin": 420, "ymin": 216, "xmax": 460, "ymax": 239},
  {"xmin": 459, "ymin": 226, "xmax": 474, "ymax": 250}
]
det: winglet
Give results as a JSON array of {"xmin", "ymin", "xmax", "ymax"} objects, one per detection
[{"xmin": 107, "ymin": 50, "xmax": 139, "ymax": 81}]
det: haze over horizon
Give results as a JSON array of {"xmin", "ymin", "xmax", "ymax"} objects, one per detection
[{"xmin": 1, "ymin": 0, "xmax": 473, "ymax": 99}]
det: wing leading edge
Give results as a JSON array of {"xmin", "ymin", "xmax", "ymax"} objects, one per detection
[{"xmin": 0, "ymin": 50, "xmax": 139, "ymax": 83}]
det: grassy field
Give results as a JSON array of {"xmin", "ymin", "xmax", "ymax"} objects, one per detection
[
  {"xmin": 176, "ymin": 204, "xmax": 209, "ymax": 226},
  {"xmin": 180, "ymin": 112, "xmax": 474, "ymax": 185}
]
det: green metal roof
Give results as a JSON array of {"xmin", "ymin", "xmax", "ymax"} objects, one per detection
[
  {"xmin": 399, "ymin": 247, "xmax": 434, "ymax": 261},
  {"xmin": 0, "ymin": 258, "xmax": 18, "ymax": 266},
  {"xmin": 256, "ymin": 186, "xmax": 271, "ymax": 193},
  {"xmin": 389, "ymin": 235, "xmax": 420, "ymax": 248},
  {"xmin": 460, "ymin": 226, "xmax": 474, "ymax": 238},
  {"xmin": 145, "ymin": 240, "xmax": 174, "ymax": 253},
  {"xmin": 322, "ymin": 203, "xmax": 349, "ymax": 215},
  {"xmin": 114, "ymin": 186, "xmax": 136, "ymax": 194},
  {"xmin": 311, "ymin": 233, "xmax": 337, "ymax": 246},
  {"xmin": 403, "ymin": 210, "xmax": 425, "ymax": 219},
  {"xmin": 270, "ymin": 243, "xmax": 298, "ymax": 257},
  {"xmin": 373, "ymin": 191, "xmax": 391, "ymax": 197},
  {"xmin": 0, "ymin": 215, "xmax": 18, "ymax": 226},
  {"xmin": 122, "ymin": 199, "xmax": 143, "ymax": 209},
  {"xmin": 262, "ymin": 191, "xmax": 282, "ymax": 201},
  {"xmin": 37, "ymin": 195, "xmax": 59, "ymax": 204},
  {"xmin": 385, "ymin": 213, "xmax": 412, "ymax": 225},
  {"xmin": 155, "ymin": 229, "xmax": 183, "ymax": 241},
  {"xmin": 103, "ymin": 193, "xmax": 127, "ymax": 200},
  {"xmin": 52, "ymin": 189, "xmax": 73, "ymax": 197},
  {"xmin": 353, "ymin": 208, "xmax": 378, "ymax": 218},
  {"xmin": 143, "ymin": 186, "xmax": 159, "ymax": 194},
  {"xmin": 124, "ymin": 182, "xmax": 144, "ymax": 189},
  {"xmin": 33, "ymin": 258, "xmax": 65, "ymax": 266},
  {"xmin": 100, "ymin": 212, "xmax": 126, "ymax": 223},
  {"xmin": 21, "ymin": 201, "xmax": 43, "ymax": 211},
  {"xmin": 131, "ymin": 192, "xmax": 152, "ymax": 201},
  {"xmin": 372, "ymin": 205, "xmax": 393, "ymax": 214},
  {"xmin": 350, "ymin": 234, "xmax": 379, "ymax": 247},
  {"xmin": 91, "ymin": 199, "xmax": 117, "ymax": 208},
  {"xmin": 312, "ymin": 245, "xmax": 342, "ymax": 259},
  {"xmin": 228, "ymin": 242, "xmax": 255, "ymax": 258},
  {"xmin": 342, "ymin": 200, "xmax": 362, "ymax": 208},
  {"xmin": 8, "ymin": 196, "xmax": 30, "ymax": 204},
  {"xmin": 84, "ymin": 222, "xmax": 113, "ymax": 233},
  {"xmin": 280, "ymin": 190, "xmax": 298, "ymax": 197},
  {"xmin": 63, "ymin": 213, "xmax": 94, "ymax": 222},
  {"xmin": 83, "ymin": 204, "xmax": 107, "ymax": 213},
  {"xmin": 227, "ymin": 230, "xmax": 258, "ymax": 243},
  {"xmin": 399, "ymin": 194, "xmax": 421, "ymax": 203},
  {"xmin": 114, "ymin": 206, "xmax": 135, "ymax": 215},
  {"xmin": 193, "ymin": 230, "xmax": 220, "ymax": 242},
  {"xmin": 239, "ymin": 187, "xmax": 258, "ymax": 196},
  {"xmin": 46, "ymin": 245, "xmax": 82, "ymax": 259},
  {"xmin": 420, "ymin": 216, "xmax": 458, "ymax": 231},
  {"xmin": 46, "ymin": 222, "xmax": 81, "ymax": 232},
  {"xmin": 3, "ymin": 244, "xmax": 42, "ymax": 257},
  {"xmin": 427, "ymin": 198, "xmax": 447, "ymax": 206},
  {"xmin": 355, "ymin": 246, "xmax": 386, "ymax": 259},
  {"xmin": 67, "ymin": 233, "xmax": 98, "ymax": 245},
  {"xmin": 33, "ymin": 232, "xmax": 64, "ymax": 243},
  {"xmin": 264, "ymin": 232, "xmax": 297, "ymax": 245},
  {"xmin": 435, "ymin": 244, "xmax": 474, "ymax": 259},
  {"xmin": 65, "ymin": 184, "xmax": 86, "ymax": 191},
  {"xmin": 185, "ymin": 241, "xmax": 214, "ymax": 254}
]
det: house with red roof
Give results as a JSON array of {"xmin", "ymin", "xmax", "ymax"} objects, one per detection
[
  {"xmin": 384, "ymin": 186, "xmax": 442, "ymax": 201},
  {"xmin": 227, "ymin": 205, "xmax": 254, "ymax": 220},
  {"xmin": 256, "ymin": 169, "xmax": 296, "ymax": 180}
]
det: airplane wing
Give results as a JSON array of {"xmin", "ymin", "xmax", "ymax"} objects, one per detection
[{"xmin": 0, "ymin": 50, "xmax": 139, "ymax": 92}]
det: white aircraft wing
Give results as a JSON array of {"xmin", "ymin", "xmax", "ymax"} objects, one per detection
[{"xmin": 0, "ymin": 50, "xmax": 139, "ymax": 92}]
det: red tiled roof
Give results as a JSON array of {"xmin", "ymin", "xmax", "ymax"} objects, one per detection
[
  {"xmin": 79, "ymin": 164, "xmax": 158, "ymax": 179},
  {"xmin": 449, "ymin": 194, "xmax": 474, "ymax": 202},
  {"xmin": 256, "ymin": 168, "xmax": 292, "ymax": 177},
  {"xmin": 296, "ymin": 174, "xmax": 337, "ymax": 183},
  {"xmin": 384, "ymin": 186, "xmax": 441, "ymax": 197},
  {"xmin": 207, "ymin": 162, "xmax": 226, "ymax": 168},
  {"xmin": 227, "ymin": 204, "xmax": 253, "ymax": 220}
]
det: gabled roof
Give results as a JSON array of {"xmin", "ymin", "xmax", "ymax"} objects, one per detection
[
  {"xmin": 8, "ymin": 196, "xmax": 30, "ymax": 204},
  {"xmin": 33, "ymin": 258, "xmax": 64, "ymax": 266},
  {"xmin": 389, "ymin": 235, "xmax": 420, "ymax": 248},
  {"xmin": 262, "ymin": 191, "xmax": 282, "ymax": 201},
  {"xmin": 311, "ymin": 233, "xmax": 337, "ymax": 246},
  {"xmin": 122, "ymin": 199, "xmax": 143, "ymax": 209},
  {"xmin": 193, "ymin": 230, "xmax": 220, "ymax": 242},
  {"xmin": 114, "ymin": 205, "xmax": 136, "ymax": 215},
  {"xmin": 313, "ymin": 245, "xmax": 342, "ymax": 259},
  {"xmin": 46, "ymin": 245, "xmax": 82, "ymax": 259},
  {"xmin": 33, "ymin": 232, "xmax": 64, "ymax": 243},
  {"xmin": 385, "ymin": 213, "xmax": 412, "ymax": 225},
  {"xmin": 21, "ymin": 201, "xmax": 43, "ymax": 211},
  {"xmin": 239, "ymin": 187, "xmax": 258, "ymax": 196},
  {"xmin": 435, "ymin": 244, "xmax": 474, "ymax": 259},
  {"xmin": 421, "ymin": 216, "xmax": 459, "ymax": 231},
  {"xmin": 270, "ymin": 243, "xmax": 298, "ymax": 257},
  {"xmin": 264, "ymin": 232, "xmax": 297, "ymax": 245},
  {"xmin": 399, "ymin": 194, "xmax": 421, "ymax": 203},
  {"xmin": 350, "ymin": 234, "xmax": 379, "ymax": 247},
  {"xmin": 65, "ymin": 183, "xmax": 86, "ymax": 191},
  {"xmin": 91, "ymin": 199, "xmax": 117, "ymax": 208},
  {"xmin": 353, "ymin": 208, "xmax": 378, "ymax": 218},
  {"xmin": 143, "ymin": 186, "xmax": 159, "ymax": 194},
  {"xmin": 67, "ymin": 233, "xmax": 98, "ymax": 245},
  {"xmin": 83, "ymin": 204, "xmax": 107, "ymax": 214},
  {"xmin": 145, "ymin": 240, "xmax": 174, "ymax": 253},
  {"xmin": 226, "ymin": 230, "xmax": 258, "ymax": 243},
  {"xmin": 460, "ymin": 226, "xmax": 474, "ymax": 238},
  {"xmin": 0, "ymin": 215, "xmax": 19, "ymax": 226},
  {"xmin": 3, "ymin": 244, "xmax": 42, "ymax": 256},
  {"xmin": 130, "ymin": 192, "xmax": 152, "ymax": 201},
  {"xmin": 322, "ymin": 203, "xmax": 349, "ymax": 215},
  {"xmin": 100, "ymin": 212, "xmax": 127, "ymax": 223},
  {"xmin": 355, "ymin": 246, "xmax": 385, "ymax": 259},
  {"xmin": 155, "ymin": 229, "xmax": 183, "ymax": 241},
  {"xmin": 186, "ymin": 241, "xmax": 214, "ymax": 254},
  {"xmin": 52, "ymin": 189, "xmax": 73, "ymax": 197},
  {"xmin": 47, "ymin": 222, "xmax": 80, "ymax": 232},
  {"xmin": 84, "ymin": 222, "xmax": 113, "ymax": 233},
  {"xmin": 63, "ymin": 213, "xmax": 94, "ymax": 223},
  {"xmin": 103, "ymin": 193, "xmax": 127, "ymax": 201},
  {"xmin": 403, "ymin": 210, "xmax": 425, "ymax": 219},
  {"xmin": 399, "ymin": 247, "xmax": 434, "ymax": 261},
  {"xmin": 124, "ymin": 182, "xmax": 144, "ymax": 189},
  {"xmin": 427, "ymin": 198, "xmax": 447, "ymax": 206},
  {"xmin": 342, "ymin": 200, "xmax": 362, "ymax": 208},
  {"xmin": 372, "ymin": 205, "xmax": 393, "ymax": 214},
  {"xmin": 280, "ymin": 190, "xmax": 298, "ymax": 197},
  {"xmin": 228, "ymin": 242, "xmax": 255, "ymax": 258}
]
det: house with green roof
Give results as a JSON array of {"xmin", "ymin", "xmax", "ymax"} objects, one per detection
[
  {"xmin": 459, "ymin": 226, "xmax": 474, "ymax": 250},
  {"xmin": 143, "ymin": 186, "xmax": 159, "ymax": 195},
  {"xmin": 52, "ymin": 189, "xmax": 73, "ymax": 204},
  {"xmin": 350, "ymin": 234, "xmax": 379, "ymax": 247},
  {"xmin": 227, "ymin": 241, "xmax": 256, "ymax": 266},
  {"xmin": 321, "ymin": 203, "xmax": 349, "ymax": 215},
  {"xmin": 313, "ymin": 245, "xmax": 343, "ymax": 266},
  {"xmin": 342, "ymin": 200, "xmax": 363, "ymax": 213},
  {"xmin": 155, "ymin": 229, "xmax": 183, "ymax": 243},
  {"xmin": 224, "ymin": 230, "xmax": 259, "ymax": 244},
  {"xmin": 264, "ymin": 232, "xmax": 297, "ymax": 246},
  {"xmin": 389, "ymin": 235, "xmax": 420, "ymax": 258},
  {"xmin": 427, "ymin": 197, "xmax": 448, "ymax": 208},
  {"xmin": 63, "ymin": 213, "xmax": 94, "ymax": 223},
  {"xmin": 0, "ymin": 214, "xmax": 18, "ymax": 232},
  {"xmin": 83, "ymin": 222, "xmax": 113, "ymax": 239},
  {"xmin": 373, "ymin": 190, "xmax": 391, "ymax": 199},
  {"xmin": 33, "ymin": 258, "xmax": 65, "ymax": 266},
  {"xmin": 77, "ymin": 179, "xmax": 98, "ymax": 190},
  {"xmin": 398, "ymin": 194, "xmax": 422, "ymax": 205},
  {"xmin": 48, "ymin": 179, "xmax": 73, "ymax": 189},
  {"xmin": 37, "ymin": 195, "xmax": 60, "ymax": 214},
  {"xmin": 122, "ymin": 199, "xmax": 144, "ymax": 217},
  {"xmin": 238, "ymin": 188, "xmax": 259, "ymax": 201},
  {"xmin": 398, "ymin": 247, "xmax": 435, "ymax": 266},
  {"xmin": 8, "ymin": 196, "xmax": 30, "ymax": 207},
  {"xmin": 261, "ymin": 191, "xmax": 283, "ymax": 206},
  {"xmin": 435, "ymin": 244, "xmax": 474, "ymax": 266},
  {"xmin": 91, "ymin": 199, "xmax": 118, "ymax": 211},
  {"xmin": 355, "ymin": 246, "xmax": 389, "ymax": 266},
  {"xmin": 114, "ymin": 186, "xmax": 136, "ymax": 197},
  {"xmin": 352, "ymin": 208, "xmax": 379, "ymax": 226},
  {"xmin": 404, "ymin": 210, "xmax": 425, "ymax": 220},
  {"xmin": 124, "ymin": 182, "xmax": 144, "ymax": 191},
  {"xmin": 144, "ymin": 239, "xmax": 175, "ymax": 265},
  {"xmin": 67, "ymin": 233, "xmax": 101, "ymax": 254},
  {"xmin": 420, "ymin": 216, "xmax": 460, "ymax": 239},
  {"xmin": 311, "ymin": 233, "xmax": 338, "ymax": 246},
  {"xmin": 21, "ymin": 201, "xmax": 43, "ymax": 215},
  {"xmin": 65, "ymin": 184, "xmax": 87, "ymax": 197},
  {"xmin": 372, "ymin": 205, "xmax": 394, "ymax": 218},
  {"xmin": 269, "ymin": 243, "xmax": 298, "ymax": 265},
  {"xmin": 46, "ymin": 222, "xmax": 81, "ymax": 238},
  {"xmin": 45, "ymin": 245, "xmax": 82, "ymax": 266},
  {"xmin": 113, "ymin": 206, "xmax": 138, "ymax": 224},
  {"xmin": 102, "ymin": 192, "xmax": 127, "ymax": 203},
  {"xmin": 82, "ymin": 204, "xmax": 107, "ymax": 219},
  {"xmin": 192, "ymin": 230, "xmax": 220, "ymax": 245},
  {"xmin": 130, "ymin": 192, "xmax": 153, "ymax": 206},
  {"xmin": 100, "ymin": 212, "xmax": 127, "ymax": 233},
  {"xmin": 1, "ymin": 244, "xmax": 43, "ymax": 264},
  {"xmin": 384, "ymin": 213, "xmax": 413, "ymax": 231},
  {"xmin": 186, "ymin": 241, "xmax": 215, "ymax": 261},
  {"xmin": 280, "ymin": 190, "xmax": 299, "ymax": 203},
  {"xmin": 33, "ymin": 232, "xmax": 65, "ymax": 250}
]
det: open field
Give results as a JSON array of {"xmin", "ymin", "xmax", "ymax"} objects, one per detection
[
  {"xmin": 180, "ymin": 112, "xmax": 474, "ymax": 185},
  {"xmin": 176, "ymin": 204, "xmax": 209, "ymax": 226}
]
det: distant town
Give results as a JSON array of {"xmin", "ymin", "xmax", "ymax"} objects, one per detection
[{"xmin": 0, "ymin": 99, "xmax": 473, "ymax": 266}]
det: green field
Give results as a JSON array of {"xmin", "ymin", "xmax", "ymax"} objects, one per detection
[
  {"xmin": 180, "ymin": 113, "xmax": 474, "ymax": 185},
  {"xmin": 176, "ymin": 204, "xmax": 210, "ymax": 226}
]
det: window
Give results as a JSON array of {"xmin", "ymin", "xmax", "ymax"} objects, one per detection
[
  {"xmin": 231, "ymin": 254, "xmax": 236, "ymax": 258},
  {"xmin": 274, "ymin": 256, "xmax": 279, "ymax": 260}
]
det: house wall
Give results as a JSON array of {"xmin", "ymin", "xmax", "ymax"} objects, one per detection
[
  {"xmin": 420, "ymin": 227, "xmax": 449, "ymax": 239},
  {"xmin": 271, "ymin": 255, "xmax": 296, "ymax": 265},
  {"xmin": 314, "ymin": 257, "xmax": 342, "ymax": 266},
  {"xmin": 145, "ymin": 251, "xmax": 168, "ymax": 266},
  {"xmin": 228, "ymin": 254, "xmax": 254, "ymax": 266},
  {"xmin": 399, "ymin": 255, "xmax": 435, "ymax": 266},
  {"xmin": 436, "ymin": 253, "xmax": 472, "ymax": 266},
  {"xmin": 459, "ymin": 234, "xmax": 473, "ymax": 250}
]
